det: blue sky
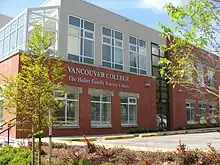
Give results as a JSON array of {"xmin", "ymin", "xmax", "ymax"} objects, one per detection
[{"xmin": 0, "ymin": 0, "xmax": 186, "ymax": 31}]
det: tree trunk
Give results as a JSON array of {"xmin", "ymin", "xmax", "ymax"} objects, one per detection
[
  {"xmin": 32, "ymin": 123, "xmax": 35, "ymax": 165},
  {"xmin": 38, "ymin": 137, "xmax": 42, "ymax": 165}
]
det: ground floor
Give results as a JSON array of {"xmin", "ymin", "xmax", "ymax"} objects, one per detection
[{"xmin": 0, "ymin": 54, "xmax": 219, "ymax": 138}]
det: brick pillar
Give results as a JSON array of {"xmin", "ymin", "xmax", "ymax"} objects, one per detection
[
  {"xmin": 79, "ymin": 87, "xmax": 90, "ymax": 135},
  {"xmin": 111, "ymin": 92, "xmax": 121, "ymax": 133}
]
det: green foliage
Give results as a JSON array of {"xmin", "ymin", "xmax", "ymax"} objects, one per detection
[
  {"xmin": 68, "ymin": 159, "xmax": 91, "ymax": 165},
  {"xmin": 159, "ymin": 0, "xmax": 220, "ymax": 87},
  {"xmin": 127, "ymin": 127, "xmax": 160, "ymax": 134},
  {"xmin": 1, "ymin": 23, "xmax": 63, "ymax": 134},
  {"xmin": 0, "ymin": 146, "xmax": 31, "ymax": 165}
]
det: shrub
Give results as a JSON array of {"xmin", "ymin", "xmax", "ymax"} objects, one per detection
[
  {"xmin": 68, "ymin": 159, "xmax": 90, "ymax": 165},
  {"xmin": 0, "ymin": 146, "xmax": 31, "ymax": 165},
  {"xmin": 127, "ymin": 127, "xmax": 160, "ymax": 134}
]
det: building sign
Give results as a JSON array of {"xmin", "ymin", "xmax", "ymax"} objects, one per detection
[{"xmin": 67, "ymin": 66, "xmax": 130, "ymax": 88}]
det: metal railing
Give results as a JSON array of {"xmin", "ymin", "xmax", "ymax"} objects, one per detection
[{"xmin": 0, "ymin": 117, "xmax": 30, "ymax": 145}]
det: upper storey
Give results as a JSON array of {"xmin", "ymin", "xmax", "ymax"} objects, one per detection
[{"xmin": 0, "ymin": 0, "xmax": 165, "ymax": 77}]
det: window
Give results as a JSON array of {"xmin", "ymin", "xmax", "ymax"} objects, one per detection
[
  {"xmin": 197, "ymin": 63, "xmax": 204, "ymax": 87},
  {"xmin": 129, "ymin": 36, "xmax": 147, "ymax": 75},
  {"xmin": 54, "ymin": 91, "xmax": 79, "ymax": 126},
  {"xmin": 186, "ymin": 101, "xmax": 195, "ymax": 123},
  {"xmin": 91, "ymin": 93, "xmax": 111, "ymax": 127},
  {"xmin": 121, "ymin": 97, "xmax": 137, "ymax": 126},
  {"xmin": 199, "ymin": 103, "xmax": 206, "ymax": 117},
  {"xmin": 68, "ymin": 15, "xmax": 95, "ymax": 64},
  {"xmin": 208, "ymin": 70, "xmax": 214, "ymax": 87},
  {"xmin": 0, "ymin": 98, "xmax": 3, "ymax": 124},
  {"xmin": 210, "ymin": 104, "xmax": 217, "ymax": 116},
  {"xmin": 102, "ymin": 27, "xmax": 123, "ymax": 70}
]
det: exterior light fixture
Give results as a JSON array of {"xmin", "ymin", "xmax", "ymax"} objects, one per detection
[{"xmin": 145, "ymin": 82, "xmax": 151, "ymax": 87}]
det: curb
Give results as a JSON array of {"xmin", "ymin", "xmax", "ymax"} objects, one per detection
[
  {"xmin": 139, "ymin": 129, "xmax": 219, "ymax": 138},
  {"xmin": 102, "ymin": 135, "xmax": 135, "ymax": 140}
]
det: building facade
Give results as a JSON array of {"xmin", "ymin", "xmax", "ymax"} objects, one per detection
[{"xmin": 0, "ymin": 0, "xmax": 218, "ymax": 138}]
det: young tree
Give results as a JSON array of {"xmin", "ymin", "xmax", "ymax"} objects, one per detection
[
  {"xmin": 0, "ymin": 24, "xmax": 63, "ymax": 165},
  {"xmin": 159, "ymin": 0, "xmax": 220, "ymax": 98}
]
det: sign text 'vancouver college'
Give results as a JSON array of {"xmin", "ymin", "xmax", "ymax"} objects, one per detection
[{"xmin": 67, "ymin": 66, "xmax": 130, "ymax": 88}]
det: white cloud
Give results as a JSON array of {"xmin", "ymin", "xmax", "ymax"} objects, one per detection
[{"xmin": 139, "ymin": 0, "xmax": 187, "ymax": 12}]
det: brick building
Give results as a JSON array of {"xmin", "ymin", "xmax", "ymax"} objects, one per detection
[{"xmin": 0, "ymin": 0, "xmax": 219, "ymax": 139}]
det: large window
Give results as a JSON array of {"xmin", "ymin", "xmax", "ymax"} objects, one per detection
[
  {"xmin": 91, "ymin": 92, "xmax": 111, "ymax": 127},
  {"xmin": 208, "ymin": 70, "xmax": 214, "ymax": 87},
  {"xmin": 68, "ymin": 15, "xmax": 95, "ymax": 64},
  {"xmin": 186, "ymin": 101, "xmax": 196, "ymax": 123},
  {"xmin": 199, "ymin": 103, "xmax": 206, "ymax": 117},
  {"xmin": 129, "ymin": 36, "xmax": 147, "ymax": 75},
  {"xmin": 54, "ymin": 91, "xmax": 79, "ymax": 126},
  {"xmin": 210, "ymin": 104, "xmax": 217, "ymax": 116},
  {"xmin": 197, "ymin": 63, "xmax": 204, "ymax": 87},
  {"xmin": 102, "ymin": 27, "xmax": 123, "ymax": 70},
  {"xmin": 121, "ymin": 97, "xmax": 137, "ymax": 126}
]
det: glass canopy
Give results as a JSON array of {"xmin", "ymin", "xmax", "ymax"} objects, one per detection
[{"xmin": 0, "ymin": 6, "xmax": 59, "ymax": 59}]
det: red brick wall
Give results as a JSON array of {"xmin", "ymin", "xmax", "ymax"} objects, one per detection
[
  {"xmin": 50, "ymin": 61, "xmax": 157, "ymax": 136},
  {"xmin": 0, "ymin": 54, "xmax": 20, "ymax": 138}
]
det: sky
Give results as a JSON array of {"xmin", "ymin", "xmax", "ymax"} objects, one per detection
[{"xmin": 0, "ymin": 0, "xmax": 187, "ymax": 31}]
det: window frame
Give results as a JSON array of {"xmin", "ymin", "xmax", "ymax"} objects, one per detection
[
  {"xmin": 90, "ymin": 93, "xmax": 111, "ymax": 128},
  {"xmin": 54, "ymin": 90, "xmax": 79, "ymax": 127},
  {"xmin": 210, "ymin": 104, "xmax": 217, "ymax": 117},
  {"xmin": 186, "ymin": 101, "xmax": 196, "ymax": 124},
  {"xmin": 67, "ymin": 14, "xmax": 95, "ymax": 65},
  {"xmin": 199, "ymin": 103, "xmax": 206, "ymax": 117},
  {"xmin": 101, "ymin": 25, "xmax": 124, "ymax": 70},
  {"xmin": 129, "ymin": 35, "xmax": 147, "ymax": 75},
  {"xmin": 121, "ymin": 97, "xmax": 138, "ymax": 126},
  {"xmin": 207, "ymin": 69, "xmax": 214, "ymax": 87}
]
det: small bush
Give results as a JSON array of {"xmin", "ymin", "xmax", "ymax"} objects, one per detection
[
  {"xmin": 52, "ymin": 142, "xmax": 68, "ymax": 149},
  {"xmin": 0, "ymin": 146, "xmax": 31, "ymax": 165},
  {"xmin": 127, "ymin": 127, "xmax": 160, "ymax": 134},
  {"xmin": 68, "ymin": 159, "xmax": 90, "ymax": 165}
]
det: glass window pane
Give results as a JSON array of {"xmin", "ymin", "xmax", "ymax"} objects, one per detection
[
  {"xmin": 103, "ymin": 37, "xmax": 111, "ymax": 44},
  {"xmin": 91, "ymin": 102, "xmax": 101, "ymax": 124},
  {"xmin": 0, "ymin": 41, "xmax": 3, "ymax": 57},
  {"xmin": 121, "ymin": 104, "xmax": 128, "ymax": 124},
  {"xmin": 115, "ymin": 40, "xmax": 122, "ymax": 47},
  {"xmin": 67, "ymin": 92, "xmax": 78, "ymax": 100},
  {"xmin": 3, "ymin": 36, "xmax": 9, "ymax": 54},
  {"xmin": 152, "ymin": 44, "xmax": 159, "ymax": 55},
  {"xmin": 44, "ymin": 18, "xmax": 57, "ymax": 31},
  {"xmin": 152, "ymin": 56, "xmax": 159, "ymax": 66},
  {"xmin": 129, "ymin": 36, "xmax": 136, "ymax": 45},
  {"xmin": 17, "ymin": 26, "xmax": 24, "ymax": 47},
  {"xmin": 129, "ymin": 105, "xmax": 137, "ymax": 124},
  {"xmin": 85, "ymin": 31, "xmax": 93, "ymax": 39},
  {"xmin": 102, "ymin": 95, "xmax": 110, "ymax": 102},
  {"xmin": 115, "ymin": 48, "xmax": 123, "ymax": 64},
  {"xmin": 115, "ymin": 31, "xmax": 122, "ymax": 40},
  {"xmin": 140, "ymin": 47, "xmax": 146, "ymax": 55},
  {"xmin": 10, "ymin": 20, "xmax": 17, "ymax": 32},
  {"xmin": 10, "ymin": 32, "xmax": 16, "ymax": 51},
  {"xmin": 0, "ymin": 31, "xmax": 4, "ymax": 39},
  {"xmin": 18, "ymin": 14, "xmax": 25, "ymax": 26},
  {"xmin": 4, "ymin": 26, "xmax": 10, "ymax": 36},
  {"xmin": 139, "ymin": 40, "xmax": 146, "ymax": 47},
  {"xmin": 130, "ymin": 52, "xmax": 137, "ymax": 67},
  {"xmin": 69, "ymin": 16, "xmax": 80, "ymax": 27},
  {"xmin": 84, "ymin": 21, "xmax": 94, "ymax": 31},
  {"xmin": 68, "ymin": 35, "xmax": 80, "ymax": 56},
  {"xmin": 84, "ymin": 39, "xmax": 94, "ymax": 57},
  {"xmin": 101, "ymin": 103, "xmax": 110, "ymax": 124},
  {"xmin": 130, "ymin": 45, "xmax": 136, "ymax": 52},
  {"xmin": 103, "ymin": 61, "xmax": 111, "ymax": 68},
  {"xmin": 54, "ymin": 100, "xmax": 65, "ymax": 124},
  {"xmin": 91, "ymin": 95, "xmax": 100, "ymax": 101},
  {"xmin": 115, "ymin": 64, "xmax": 123, "ymax": 70},
  {"xmin": 103, "ymin": 44, "xmax": 111, "ymax": 61},
  {"xmin": 130, "ymin": 67, "xmax": 137, "ymax": 73},
  {"xmin": 140, "ymin": 55, "xmax": 146, "ymax": 69},
  {"xmin": 68, "ymin": 54, "xmax": 79, "ymax": 62},
  {"xmin": 102, "ymin": 27, "xmax": 111, "ymax": 36},
  {"xmin": 67, "ymin": 101, "xmax": 78, "ymax": 125}
]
